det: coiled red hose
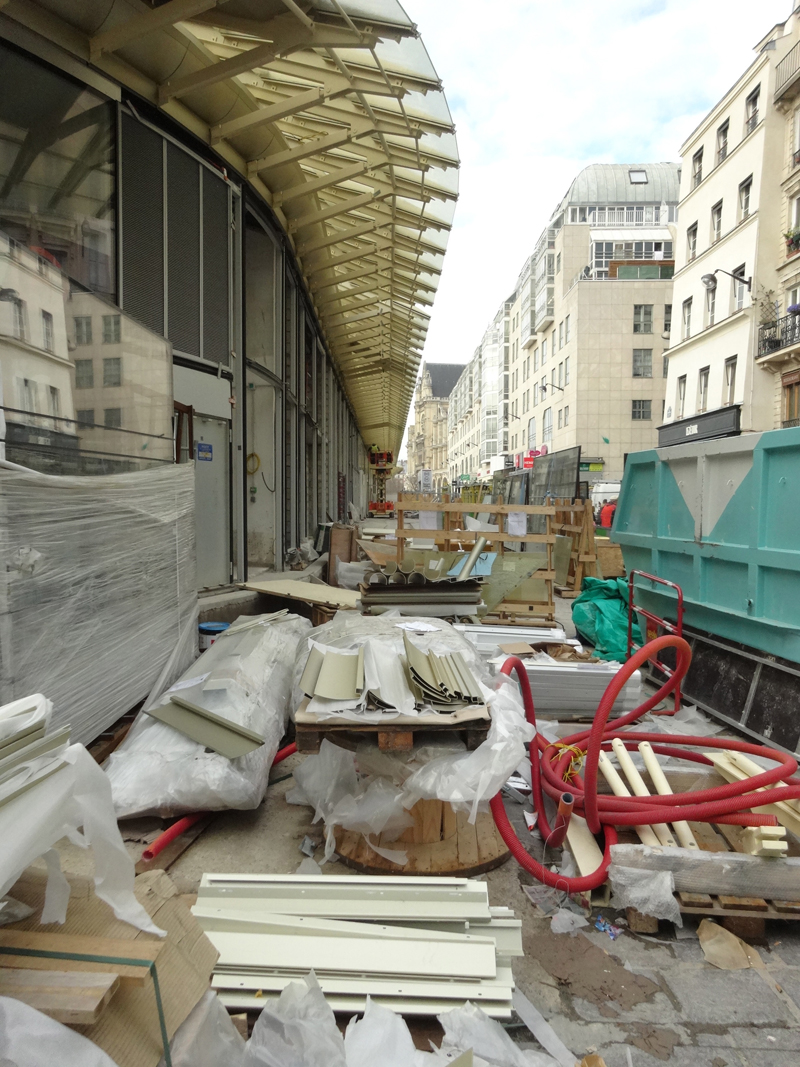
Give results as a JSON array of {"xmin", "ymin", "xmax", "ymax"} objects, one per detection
[{"xmin": 490, "ymin": 637, "xmax": 800, "ymax": 892}]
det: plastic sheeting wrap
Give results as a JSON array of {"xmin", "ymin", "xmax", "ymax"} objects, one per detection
[
  {"xmin": 289, "ymin": 614, "xmax": 535, "ymax": 850},
  {"xmin": 107, "ymin": 613, "xmax": 311, "ymax": 818},
  {"xmin": 0, "ymin": 996, "xmax": 121, "ymax": 1067},
  {"xmin": 0, "ymin": 464, "xmax": 197, "ymax": 744}
]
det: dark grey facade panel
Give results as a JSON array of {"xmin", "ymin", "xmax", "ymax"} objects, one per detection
[
  {"xmin": 120, "ymin": 111, "xmax": 164, "ymax": 335},
  {"xmin": 166, "ymin": 142, "xmax": 201, "ymax": 356},
  {"xmin": 657, "ymin": 405, "xmax": 741, "ymax": 448},
  {"xmin": 203, "ymin": 171, "xmax": 230, "ymax": 365}
]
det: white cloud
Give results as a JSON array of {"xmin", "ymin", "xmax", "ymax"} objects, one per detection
[{"xmin": 398, "ymin": 0, "xmax": 790, "ymax": 454}]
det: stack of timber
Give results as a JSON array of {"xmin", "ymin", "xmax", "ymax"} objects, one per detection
[
  {"xmin": 552, "ymin": 499, "xmax": 597, "ymax": 598},
  {"xmin": 394, "ymin": 497, "xmax": 557, "ymax": 625},
  {"xmin": 193, "ymin": 873, "xmax": 522, "ymax": 1017},
  {"xmin": 602, "ymin": 741, "xmax": 800, "ymax": 935}
]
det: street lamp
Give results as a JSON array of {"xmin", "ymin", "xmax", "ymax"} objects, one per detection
[{"xmin": 701, "ymin": 269, "xmax": 752, "ymax": 292}]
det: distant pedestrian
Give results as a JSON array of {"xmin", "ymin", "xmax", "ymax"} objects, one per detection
[
  {"xmin": 595, "ymin": 499, "xmax": 607, "ymax": 525},
  {"xmin": 600, "ymin": 501, "xmax": 615, "ymax": 529}
]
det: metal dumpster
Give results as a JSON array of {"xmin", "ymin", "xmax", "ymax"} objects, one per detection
[{"xmin": 614, "ymin": 428, "xmax": 800, "ymax": 752}]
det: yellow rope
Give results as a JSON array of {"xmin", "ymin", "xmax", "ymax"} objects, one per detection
[{"xmin": 551, "ymin": 742, "xmax": 586, "ymax": 781}]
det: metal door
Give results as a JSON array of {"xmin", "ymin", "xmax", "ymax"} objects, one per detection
[{"xmin": 193, "ymin": 415, "xmax": 230, "ymax": 587}]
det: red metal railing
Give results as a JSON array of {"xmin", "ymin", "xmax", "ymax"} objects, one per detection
[{"xmin": 627, "ymin": 570, "xmax": 684, "ymax": 714}]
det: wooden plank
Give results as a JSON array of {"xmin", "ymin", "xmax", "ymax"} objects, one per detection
[
  {"xmin": 718, "ymin": 894, "xmax": 769, "ymax": 912},
  {"xmin": 395, "ymin": 502, "xmax": 556, "ymax": 515},
  {"xmin": 378, "ymin": 730, "xmax": 414, "ymax": 752},
  {"xmin": 393, "ymin": 528, "xmax": 555, "ymax": 545},
  {"xmin": 0, "ymin": 968, "xmax": 119, "ymax": 1024},
  {"xmin": 0, "ymin": 931, "xmax": 163, "ymax": 987},
  {"xmin": 455, "ymin": 811, "xmax": 480, "ymax": 870}
]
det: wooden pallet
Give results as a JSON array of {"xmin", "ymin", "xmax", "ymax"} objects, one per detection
[
  {"xmin": 334, "ymin": 801, "xmax": 510, "ymax": 877},
  {"xmin": 552, "ymin": 499, "xmax": 597, "ymax": 598},
  {"xmin": 395, "ymin": 495, "xmax": 557, "ymax": 624},
  {"xmin": 294, "ymin": 702, "xmax": 491, "ymax": 754}
]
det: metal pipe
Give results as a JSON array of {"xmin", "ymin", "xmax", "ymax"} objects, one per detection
[{"xmin": 456, "ymin": 536, "xmax": 488, "ymax": 581}]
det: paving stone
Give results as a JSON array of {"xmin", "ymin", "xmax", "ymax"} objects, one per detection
[
  {"xmin": 766, "ymin": 932, "xmax": 800, "ymax": 967},
  {"xmin": 570, "ymin": 989, "xmax": 677, "ymax": 1025},
  {"xmin": 771, "ymin": 971, "xmax": 800, "ymax": 1012},
  {"xmin": 696, "ymin": 1027, "xmax": 800, "ymax": 1051},
  {"xmin": 665, "ymin": 968, "xmax": 794, "ymax": 1025}
]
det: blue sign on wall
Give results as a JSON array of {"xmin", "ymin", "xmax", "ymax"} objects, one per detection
[{"xmin": 197, "ymin": 442, "xmax": 213, "ymax": 461}]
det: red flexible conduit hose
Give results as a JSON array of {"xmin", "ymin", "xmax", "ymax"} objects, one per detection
[
  {"xmin": 142, "ymin": 742, "xmax": 298, "ymax": 862},
  {"xmin": 490, "ymin": 637, "xmax": 800, "ymax": 892}
]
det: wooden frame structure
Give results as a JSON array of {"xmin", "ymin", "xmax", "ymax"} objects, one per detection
[
  {"xmin": 552, "ymin": 499, "xmax": 597, "ymax": 598},
  {"xmin": 395, "ymin": 495, "xmax": 557, "ymax": 624}
]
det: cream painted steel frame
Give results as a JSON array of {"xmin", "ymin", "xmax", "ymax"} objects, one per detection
[{"xmin": 0, "ymin": 1, "xmax": 459, "ymax": 455}]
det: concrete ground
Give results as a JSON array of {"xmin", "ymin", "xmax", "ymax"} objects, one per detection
[{"xmin": 48, "ymin": 589, "xmax": 800, "ymax": 1065}]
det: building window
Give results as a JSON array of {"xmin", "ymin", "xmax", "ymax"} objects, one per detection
[
  {"xmin": 74, "ymin": 316, "xmax": 92, "ymax": 345},
  {"xmin": 716, "ymin": 121, "xmax": 729, "ymax": 165},
  {"xmin": 564, "ymin": 405, "xmax": 569, "ymax": 426},
  {"xmin": 632, "ymin": 349, "xmax": 653, "ymax": 377},
  {"xmin": 711, "ymin": 201, "xmax": 723, "ymax": 244},
  {"xmin": 533, "ymin": 383, "xmax": 539, "ymax": 406},
  {"xmin": 528, "ymin": 417, "xmax": 536, "ymax": 449},
  {"xmin": 692, "ymin": 148, "xmax": 703, "ymax": 188},
  {"xmin": 682, "ymin": 298, "xmax": 693, "ymax": 340},
  {"xmin": 724, "ymin": 357, "xmax": 737, "ymax": 406},
  {"xmin": 77, "ymin": 408, "xmax": 94, "ymax": 427},
  {"xmin": 677, "ymin": 375, "xmax": 686, "ymax": 418},
  {"xmin": 687, "ymin": 224, "xmax": 697, "ymax": 261},
  {"xmin": 104, "ymin": 407, "xmax": 122, "ymax": 429},
  {"xmin": 564, "ymin": 356, "xmax": 570, "ymax": 384},
  {"xmin": 664, "ymin": 304, "xmax": 672, "ymax": 334},
  {"xmin": 75, "ymin": 359, "xmax": 94, "ymax": 389},
  {"xmin": 102, "ymin": 314, "xmax": 121, "ymax": 344},
  {"xmin": 533, "ymin": 347, "xmax": 539, "ymax": 370},
  {"xmin": 48, "ymin": 385, "xmax": 61, "ymax": 418},
  {"xmin": 558, "ymin": 361, "xmax": 564, "ymax": 387},
  {"xmin": 41, "ymin": 310, "xmax": 54, "ymax": 352},
  {"xmin": 558, "ymin": 408, "xmax": 563, "ymax": 429},
  {"xmin": 706, "ymin": 284, "xmax": 716, "ymax": 327},
  {"xmin": 698, "ymin": 366, "xmax": 710, "ymax": 413},
  {"xmin": 745, "ymin": 86, "xmax": 760, "ymax": 134},
  {"xmin": 559, "ymin": 321, "xmax": 564, "ymax": 349},
  {"xmin": 12, "ymin": 299, "xmax": 25, "ymax": 339},
  {"xmin": 17, "ymin": 377, "xmax": 38, "ymax": 415},
  {"xmin": 632, "ymin": 399, "xmax": 652, "ymax": 420},
  {"xmin": 733, "ymin": 265, "xmax": 747, "ymax": 311},
  {"xmin": 542, "ymin": 338, "xmax": 547, "ymax": 362},
  {"xmin": 103, "ymin": 357, "xmax": 122, "ymax": 387},
  {"xmin": 629, "ymin": 169, "xmax": 648, "ymax": 183},
  {"xmin": 784, "ymin": 374, "xmax": 800, "ymax": 426},
  {"xmin": 542, "ymin": 408, "xmax": 552, "ymax": 443},
  {"xmin": 633, "ymin": 305, "xmax": 653, "ymax": 334},
  {"xmin": 739, "ymin": 177, "xmax": 752, "ymax": 220},
  {"xmin": 565, "ymin": 315, "xmax": 570, "ymax": 343},
  {"xmin": 556, "ymin": 252, "xmax": 561, "ymax": 273}
]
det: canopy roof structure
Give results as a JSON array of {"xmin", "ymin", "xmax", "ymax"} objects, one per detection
[{"xmin": 6, "ymin": 0, "xmax": 458, "ymax": 453}]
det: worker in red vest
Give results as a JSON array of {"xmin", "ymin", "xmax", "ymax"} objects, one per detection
[{"xmin": 600, "ymin": 500, "xmax": 616, "ymax": 529}]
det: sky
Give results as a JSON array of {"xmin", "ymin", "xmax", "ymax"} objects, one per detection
[{"xmin": 398, "ymin": 0, "xmax": 791, "ymax": 456}]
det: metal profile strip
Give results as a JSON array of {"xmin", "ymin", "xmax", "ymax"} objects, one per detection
[{"xmin": 216, "ymin": 990, "xmax": 513, "ymax": 1019}]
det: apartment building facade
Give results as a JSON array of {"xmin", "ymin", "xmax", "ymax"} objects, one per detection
[
  {"xmin": 662, "ymin": 10, "xmax": 800, "ymax": 445},
  {"xmin": 508, "ymin": 163, "xmax": 679, "ymax": 484},
  {"xmin": 448, "ymin": 298, "xmax": 513, "ymax": 486},
  {"xmin": 406, "ymin": 361, "xmax": 465, "ymax": 492}
]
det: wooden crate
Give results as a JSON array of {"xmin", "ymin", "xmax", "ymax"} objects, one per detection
[
  {"xmin": 294, "ymin": 706, "xmax": 491, "ymax": 755},
  {"xmin": 394, "ymin": 495, "xmax": 556, "ymax": 624}
]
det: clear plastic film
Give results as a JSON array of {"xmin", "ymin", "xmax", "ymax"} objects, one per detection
[
  {"xmin": 106, "ymin": 613, "xmax": 311, "ymax": 818},
  {"xmin": 0, "ymin": 996, "xmax": 121, "ymax": 1067},
  {"xmin": 0, "ymin": 464, "xmax": 197, "ymax": 744},
  {"xmin": 158, "ymin": 990, "xmax": 245, "ymax": 1067}
]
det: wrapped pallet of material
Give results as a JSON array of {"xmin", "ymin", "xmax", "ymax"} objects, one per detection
[
  {"xmin": 0, "ymin": 462, "xmax": 197, "ymax": 744},
  {"xmin": 106, "ymin": 613, "xmax": 311, "ymax": 817}
]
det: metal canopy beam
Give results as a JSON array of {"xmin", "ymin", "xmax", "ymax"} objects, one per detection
[
  {"xmin": 248, "ymin": 128, "xmax": 354, "ymax": 174},
  {"xmin": 298, "ymin": 220, "xmax": 376, "ymax": 256},
  {"xmin": 289, "ymin": 190, "xmax": 381, "ymax": 232},
  {"xmin": 90, "ymin": 0, "xmax": 222, "ymax": 60},
  {"xmin": 211, "ymin": 86, "xmax": 325, "ymax": 143},
  {"xmin": 275, "ymin": 161, "xmax": 373, "ymax": 205}
]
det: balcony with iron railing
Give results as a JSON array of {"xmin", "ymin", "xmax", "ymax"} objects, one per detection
[
  {"xmin": 776, "ymin": 40, "xmax": 800, "ymax": 102},
  {"xmin": 745, "ymin": 110, "xmax": 759, "ymax": 135},
  {"xmin": 758, "ymin": 313, "xmax": 800, "ymax": 362},
  {"xmin": 589, "ymin": 205, "xmax": 667, "ymax": 227},
  {"xmin": 784, "ymin": 417, "xmax": 800, "ymax": 428}
]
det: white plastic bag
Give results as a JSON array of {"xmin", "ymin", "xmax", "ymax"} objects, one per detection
[
  {"xmin": 549, "ymin": 909, "xmax": 589, "ymax": 935},
  {"xmin": 0, "ymin": 996, "xmax": 121, "ymax": 1067},
  {"xmin": 344, "ymin": 998, "xmax": 417, "ymax": 1067},
  {"xmin": 242, "ymin": 972, "xmax": 348, "ymax": 1067},
  {"xmin": 608, "ymin": 863, "xmax": 681, "ymax": 926},
  {"xmin": 438, "ymin": 1002, "xmax": 557, "ymax": 1066},
  {"xmin": 158, "ymin": 990, "xmax": 245, "ymax": 1067},
  {"xmin": 0, "ymin": 742, "xmax": 162, "ymax": 934}
]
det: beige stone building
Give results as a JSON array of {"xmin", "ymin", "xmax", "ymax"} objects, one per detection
[
  {"xmin": 660, "ymin": 8, "xmax": 800, "ymax": 442},
  {"xmin": 406, "ymin": 361, "xmax": 465, "ymax": 491},
  {"xmin": 507, "ymin": 163, "xmax": 679, "ymax": 484}
]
